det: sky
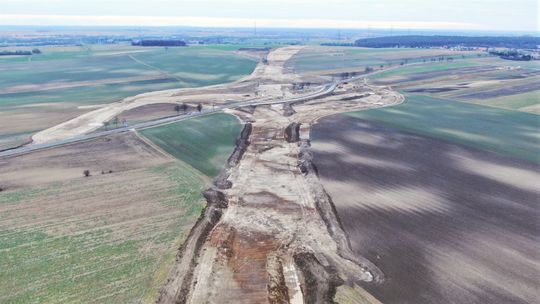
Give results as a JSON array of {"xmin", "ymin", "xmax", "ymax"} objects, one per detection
[{"xmin": 0, "ymin": 0, "xmax": 538, "ymax": 32}]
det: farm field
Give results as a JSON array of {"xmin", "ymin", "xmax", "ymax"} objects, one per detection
[
  {"xmin": 0, "ymin": 44, "xmax": 257, "ymax": 150},
  {"xmin": 286, "ymin": 46, "xmax": 540, "ymax": 114},
  {"xmin": 0, "ymin": 162, "xmax": 207, "ymax": 304},
  {"xmin": 311, "ymin": 116, "xmax": 540, "ymax": 304},
  {"xmin": 140, "ymin": 113, "xmax": 242, "ymax": 176},
  {"xmin": 285, "ymin": 46, "xmax": 483, "ymax": 74},
  {"xmin": 344, "ymin": 94, "xmax": 540, "ymax": 163},
  {"xmin": 0, "ymin": 112, "xmax": 242, "ymax": 303},
  {"xmin": 367, "ymin": 55, "xmax": 540, "ymax": 113}
]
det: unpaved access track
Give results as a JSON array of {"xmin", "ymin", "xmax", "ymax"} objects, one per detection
[{"xmin": 158, "ymin": 58, "xmax": 403, "ymax": 302}]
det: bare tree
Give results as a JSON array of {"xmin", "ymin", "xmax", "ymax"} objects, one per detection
[
  {"xmin": 83, "ymin": 170, "xmax": 91, "ymax": 177},
  {"xmin": 197, "ymin": 103, "xmax": 202, "ymax": 112},
  {"xmin": 113, "ymin": 116, "xmax": 119, "ymax": 128},
  {"xmin": 182, "ymin": 102, "xmax": 188, "ymax": 114}
]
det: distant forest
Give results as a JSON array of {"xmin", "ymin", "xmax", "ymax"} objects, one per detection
[
  {"xmin": 355, "ymin": 36, "xmax": 540, "ymax": 49},
  {"xmin": 0, "ymin": 49, "xmax": 41, "ymax": 56},
  {"xmin": 132, "ymin": 40, "xmax": 187, "ymax": 47}
]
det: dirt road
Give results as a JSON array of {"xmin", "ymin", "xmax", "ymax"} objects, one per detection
[{"xmin": 158, "ymin": 76, "xmax": 403, "ymax": 303}]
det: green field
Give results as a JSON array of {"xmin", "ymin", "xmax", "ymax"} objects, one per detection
[
  {"xmin": 368, "ymin": 61, "xmax": 479, "ymax": 79},
  {"xmin": 0, "ymin": 45, "xmax": 257, "ymax": 106},
  {"xmin": 474, "ymin": 90, "xmax": 540, "ymax": 111},
  {"xmin": 0, "ymin": 162, "xmax": 208, "ymax": 304},
  {"xmin": 0, "ymin": 110, "xmax": 242, "ymax": 303},
  {"xmin": 141, "ymin": 113, "xmax": 242, "ymax": 176},
  {"xmin": 363, "ymin": 52, "xmax": 540, "ymax": 113},
  {"xmin": 346, "ymin": 94, "xmax": 540, "ymax": 163},
  {"xmin": 286, "ymin": 46, "xmax": 483, "ymax": 73},
  {"xmin": 0, "ymin": 44, "xmax": 256, "ymax": 150}
]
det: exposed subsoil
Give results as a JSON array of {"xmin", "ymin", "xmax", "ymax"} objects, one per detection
[{"xmin": 157, "ymin": 51, "xmax": 403, "ymax": 303}]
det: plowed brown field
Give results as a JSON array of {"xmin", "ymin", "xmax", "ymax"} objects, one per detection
[{"xmin": 311, "ymin": 116, "xmax": 540, "ymax": 304}]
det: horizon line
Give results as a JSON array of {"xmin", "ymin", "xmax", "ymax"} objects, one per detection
[{"xmin": 0, "ymin": 14, "xmax": 500, "ymax": 31}]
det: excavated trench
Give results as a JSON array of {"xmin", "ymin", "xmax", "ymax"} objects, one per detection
[
  {"xmin": 158, "ymin": 104, "xmax": 386, "ymax": 303},
  {"xmin": 156, "ymin": 52, "xmax": 403, "ymax": 303}
]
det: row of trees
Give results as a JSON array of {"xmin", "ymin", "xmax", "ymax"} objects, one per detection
[
  {"xmin": 173, "ymin": 102, "xmax": 203, "ymax": 115},
  {"xmin": 355, "ymin": 35, "xmax": 540, "ymax": 49},
  {"xmin": 0, "ymin": 48, "xmax": 41, "ymax": 56},
  {"xmin": 102, "ymin": 103, "xmax": 205, "ymax": 130},
  {"xmin": 132, "ymin": 40, "xmax": 187, "ymax": 47},
  {"xmin": 489, "ymin": 50, "xmax": 533, "ymax": 61},
  {"xmin": 103, "ymin": 116, "xmax": 126, "ymax": 130}
]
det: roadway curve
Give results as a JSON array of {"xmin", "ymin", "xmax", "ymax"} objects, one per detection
[{"xmin": 0, "ymin": 82, "xmax": 337, "ymax": 158}]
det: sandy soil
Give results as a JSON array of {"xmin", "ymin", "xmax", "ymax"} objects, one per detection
[
  {"xmin": 521, "ymin": 103, "xmax": 540, "ymax": 114},
  {"xmin": 311, "ymin": 118, "xmax": 540, "ymax": 304}
]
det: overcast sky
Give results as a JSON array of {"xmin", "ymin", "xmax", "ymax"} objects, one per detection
[{"xmin": 0, "ymin": 0, "xmax": 538, "ymax": 31}]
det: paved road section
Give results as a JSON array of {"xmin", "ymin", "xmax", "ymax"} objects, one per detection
[{"xmin": 0, "ymin": 82, "xmax": 338, "ymax": 158}]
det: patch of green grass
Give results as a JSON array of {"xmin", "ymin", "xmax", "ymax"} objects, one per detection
[
  {"xmin": 0, "ymin": 129, "xmax": 37, "ymax": 150},
  {"xmin": 287, "ymin": 46, "xmax": 483, "ymax": 73},
  {"xmin": 0, "ymin": 187, "xmax": 43, "ymax": 205},
  {"xmin": 0, "ymin": 78, "xmax": 180, "ymax": 109},
  {"xmin": 141, "ymin": 113, "xmax": 242, "ymax": 176},
  {"xmin": 468, "ymin": 90, "xmax": 540, "ymax": 111},
  {"xmin": 130, "ymin": 47, "xmax": 256, "ymax": 86},
  {"xmin": 0, "ymin": 45, "xmax": 256, "ymax": 96},
  {"xmin": 346, "ymin": 94, "xmax": 540, "ymax": 163},
  {"xmin": 369, "ymin": 61, "xmax": 478, "ymax": 79}
]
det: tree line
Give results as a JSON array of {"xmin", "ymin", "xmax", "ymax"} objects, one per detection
[
  {"xmin": 489, "ymin": 50, "xmax": 534, "ymax": 61},
  {"xmin": 132, "ymin": 40, "xmax": 187, "ymax": 47},
  {"xmin": 0, "ymin": 49, "xmax": 41, "ymax": 56},
  {"xmin": 355, "ymin": 35, "xmax": 540, "ymax": 49}
]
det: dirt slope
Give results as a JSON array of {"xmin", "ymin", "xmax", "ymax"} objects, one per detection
[{"xmin": 158, "ymin": 74, "xmax": 403, "ymax": 302}]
